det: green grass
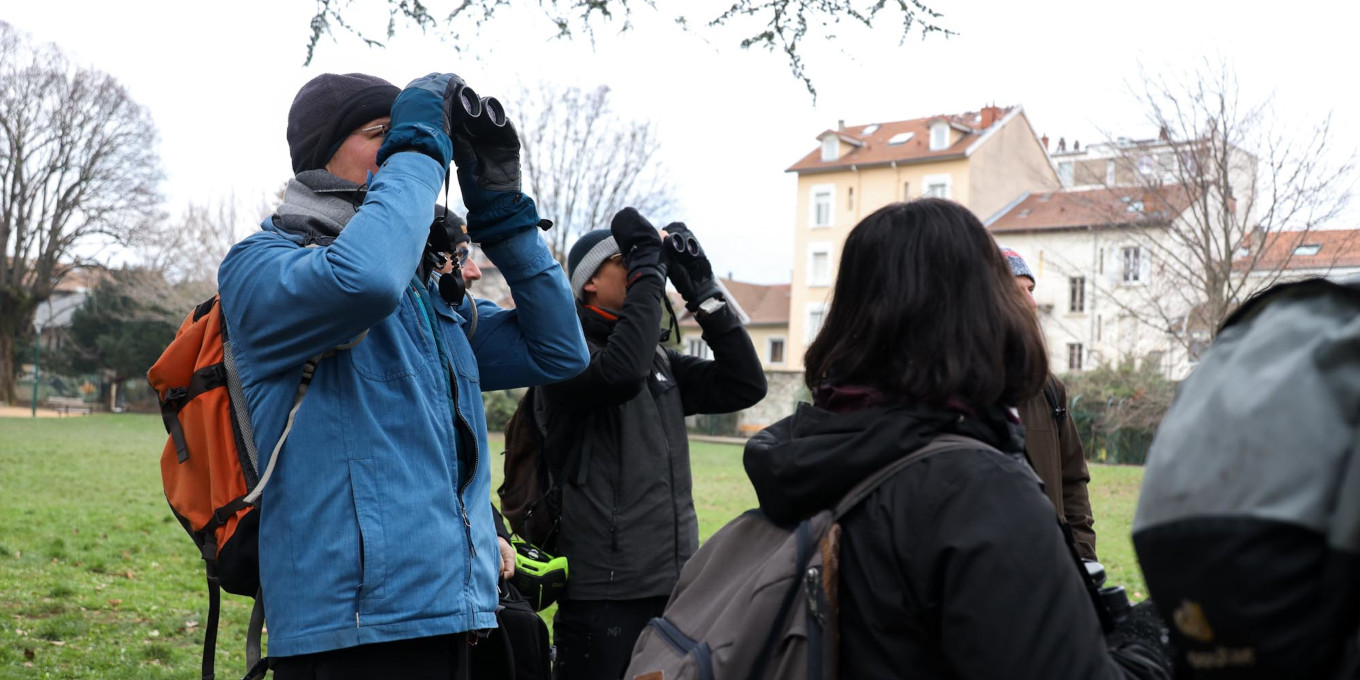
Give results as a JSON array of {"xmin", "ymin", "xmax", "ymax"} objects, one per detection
[{"xmin": 0, "ymin": 415, "xmax": 1146, "ymax": 678}]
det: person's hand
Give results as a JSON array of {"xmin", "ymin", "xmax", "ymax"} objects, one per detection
[
  {"xmin": 663, "ymin": 222, "xmax": 723, "ymax": 310},
  {"xmin": 448, "ymin": 92, "xmax": 538, "ymax": 244},
  {"xmin": 497, "ymin": 536, "xmax": 516, "ymax": 580},
  {"xmin": 375, "ymin": 72, "xmax": 460, "ymax": 169},
  {"xmin": 610, "ymin": 208, "xmax": 666, "ymax": 283}
]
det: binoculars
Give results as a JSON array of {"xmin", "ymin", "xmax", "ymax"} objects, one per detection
[
  {"xmin": 666, "ymin": 232, "xmax": 701, "ymax": 259},
  {"xmin": 449, "ymin": 84, "xmax": 508, "ymax": 138},
  {"xmin": 1085, "ymin": 560, "xmax": 1133, "ymax": 625}
]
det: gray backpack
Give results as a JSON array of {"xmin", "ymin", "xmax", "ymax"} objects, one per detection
[
  {"xmin": 624, "ymin": 435, "xmax": 985, "ymax": 680},
  {"xmin": 1134, "ymin": 276, "xmax": 1360, "ymax": 679}
]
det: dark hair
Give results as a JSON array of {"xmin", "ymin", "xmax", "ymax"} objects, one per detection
[{"xmin": 803, "ymin": 198, "xmax": 1048, "ymax": 407}]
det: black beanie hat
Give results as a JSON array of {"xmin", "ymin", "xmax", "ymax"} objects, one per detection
[{"xmin": 287, "ymin": 73, "xmax": 400, "ymax": 174}]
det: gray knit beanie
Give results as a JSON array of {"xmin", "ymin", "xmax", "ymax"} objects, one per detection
[
  {"xmin": 287, "ymin": 73, "xmax": 400, "ymax": 174},
  {"xmin": 999, "ymin": 246, "xmax": 1035, "ymax": 283},
  {"xmin": 567, "ymin": 229, "xmax": 619, "ymax": 301}
]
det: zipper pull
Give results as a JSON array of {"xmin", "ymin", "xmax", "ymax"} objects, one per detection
[{"xmin": 461, "ymin": 504, "xmax": 477, "ymax": 558}]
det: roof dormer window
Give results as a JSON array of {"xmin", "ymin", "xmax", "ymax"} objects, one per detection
[
  {"xmin": 929, "ymin": 121, "xmax": 949, "ymax": 151},
  {"xmin": 821, "ymin": 136, "xmax": 839, "ymax": 162}
]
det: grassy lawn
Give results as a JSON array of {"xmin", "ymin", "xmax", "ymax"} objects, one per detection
[{"xmin": 0, "ymin": 414, "xmax": 1146, "ymax": 678}]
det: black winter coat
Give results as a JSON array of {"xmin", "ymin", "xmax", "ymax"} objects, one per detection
[
  {"xmin": 744, "ymin": 399, "xmax": 1170, "ymax": 680},
  {"xmin": 542, "ymin": 273, "xmax": 766, "ymax": 600}
]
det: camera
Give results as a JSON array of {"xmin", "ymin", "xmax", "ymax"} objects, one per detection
[{"xmin": 1085, "ymin": 560, "xmax": 1133, "ymax": 626}]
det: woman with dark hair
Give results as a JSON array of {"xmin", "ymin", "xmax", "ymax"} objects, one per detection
[{"xmin": 744, "ymin": 199, "xmax": 1171, "ymax": 679}]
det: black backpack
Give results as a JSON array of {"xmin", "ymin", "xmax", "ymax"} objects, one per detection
[
  {"xmin": 497, "ymin": 387, "xmax": 580, "ymax": 551},
  {"xmin": 1134, "ymin": 276, "xmax": 1360, "ymax": 679},
  {"xmin": 469, "ymin": 581, "xmax": 552, "ymax": 680}
]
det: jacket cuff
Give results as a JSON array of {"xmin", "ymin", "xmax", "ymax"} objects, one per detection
[{"xmin": 696, "ymin": 303, "xmax": 742, "ymax": 336}]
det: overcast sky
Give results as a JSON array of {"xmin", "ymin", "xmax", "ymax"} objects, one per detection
[{"xmin": 5, "ymin": 0, "xmax": 1358, "ymax": 283}]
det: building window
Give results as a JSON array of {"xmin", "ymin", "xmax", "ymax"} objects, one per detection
[
  {"xmin": 929, "ymin": 121, "xmax": 949, "ymax": 151},
  {"xmin": 1067, "ymin": 343, "xmax": 1084, "ymax": 371},
  {"xmin": 847, "ymin": 186, "xmax": 854, "ymax": 211},
  {"xmin": 810, "ymin": 185, "xmax": 833, "ymax": 228},
  {"xmin": 1137, "ymin": 155, "xmax": 1154, "ymax": 175},
  {"xmin": 805, "ymin": 303, "xmax": 828, "ymax": 344},
  {"xmin": 1058, "ymin": 161, "xmax": 1074, "ymax": 187},
  {"xmin": 902, "ymin": 182, "xmax": 910, "ymax": 200},
  {"xmin": 767, "ymin": 337, "xmax": 786, "ymax": 364},
  {"xmin": 1121, "ymin": 246, "xmax": 1144, "ymax": 283},
  {"xmin": 1069, "ymin": 277, "xmax": 1086, "ymax": 313},
  {"xmin": 923, "ymin": 173, "xmax": 951, "ymax": 199},
  {"xmin": 1105, "ymin": 160, "xmax": 1116, "ymax": 185},
  {"xmin": 820, "ymin": 136, "xmax": 838, "ymax": 162},
  {"xmin": 808, "ymin": 242, "xmax": 832, "ymax": 286},
  {"xmin": 1294, "ymin": 243, "xmax": 1322, "ymax": 256},
  {"xmin": 686, "ymin": 338, "xmax": 710, "ymax": 360}
]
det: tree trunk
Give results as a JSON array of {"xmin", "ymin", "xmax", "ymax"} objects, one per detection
[{"xmin": 0, "ymin": 292, "xmax": 37, "ymax": 406}]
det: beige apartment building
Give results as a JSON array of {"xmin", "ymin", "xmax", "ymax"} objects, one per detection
[{"xmin": 783, "ymin": 105, "xmax": 1060, "ymax": 369}]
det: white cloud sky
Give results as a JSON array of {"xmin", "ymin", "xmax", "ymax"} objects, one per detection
[{"xmin": 5, "ymin": 0, "xmax": 1358, "ymax": 283}]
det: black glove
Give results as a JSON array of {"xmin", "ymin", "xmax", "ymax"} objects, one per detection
[
  {"xmin": 662, "ymin": 222, "xmax": 723, "ymax": 311},
  {"xmin": 610, "ymin": 208, "xmax": 665, "ymax": 284},
  {"xmin": 448, "ymin": 92, "xmax": 542, "ymax": 245}
]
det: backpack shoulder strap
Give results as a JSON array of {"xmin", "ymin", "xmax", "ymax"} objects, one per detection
[
  {"xmin": 832, "ymin": 434, "xmax": 997, "ymax": 519},
  {"xmin": 1042, "ymin": 375, "xmax": 1067, "ymax": 424}
]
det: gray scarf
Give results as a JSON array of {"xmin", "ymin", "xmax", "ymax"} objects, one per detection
[{"xmin": 272, "ymin": 170, "xmax": 368, "ymax": 245}]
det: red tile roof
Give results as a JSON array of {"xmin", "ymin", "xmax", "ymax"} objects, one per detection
[
  {"xmin": 1238, "ymin": 229, "xmax": 1360, "ymax": 272},
  {"xmin": 987, "ymin": 187, "xmax": 1189, "ymax": 233},
  {"xmin": 679, "ymin": 279, "xmax": 790, "ymax": 327},
  {"xmin": 786, "ymin": 107, "xmax": 1017, "ymax": 173}
]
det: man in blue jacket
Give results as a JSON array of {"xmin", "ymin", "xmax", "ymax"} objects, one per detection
[{"xmin": 217, "ymin": 72, "xmax": 588, "ymax": 678}]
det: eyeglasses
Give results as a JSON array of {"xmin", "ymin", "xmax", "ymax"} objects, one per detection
[
  {"xmin": 356, "ymin": 123, "xmax": 389, "ymax": 139},
  {"xmin": 452, "ymin": 245, "xmax": 472, "ymax": 268}
]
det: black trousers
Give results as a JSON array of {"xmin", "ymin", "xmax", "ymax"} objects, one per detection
[
  {"xmin": 272, "ymin": 634, "xmax": 468, "ymax": 680},
  {"xmin": 552, "ymin": 597, "xmax": 668, "ymax": 680}
]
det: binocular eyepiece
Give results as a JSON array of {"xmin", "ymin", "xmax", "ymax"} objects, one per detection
[
  {"xmin": 666, "ymin": 233, "xmax": 700, "ymax": 258},
  {"xmin": 451, "ymin": 84, "xmax": 508, "ymax": 138}
]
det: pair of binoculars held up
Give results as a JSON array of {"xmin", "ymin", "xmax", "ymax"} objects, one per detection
[
  {"xmin": 666, "ymin": 233, "xmax": 700, "ymax": 258},
  {"xmin": 449, "ymin": 84, "xmax": 508, "ymax": 138}
]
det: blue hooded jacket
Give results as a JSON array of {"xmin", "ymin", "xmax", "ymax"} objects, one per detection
[{"xmin": 217, "ymin": 152, "xmax": 588, "ymax": 656}]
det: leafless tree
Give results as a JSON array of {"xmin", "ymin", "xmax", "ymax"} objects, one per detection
[
  {"xmin": 514, "ymin": 83, "xmax": 677, "ymax": 262},
  {"xmin": 0, "ymin": 21, "xmax": 163, "ymax": 404},
  {"xmin": 131, "ymin": 195, "xmax": 255, "ymax": 287},
  {"xmin": 1075, "ymin": 61, "xmax": 1353, "ymax": 358},
  {"xmin": 302, "ymin": 0, "xmax": 953, "ymax": 98}
]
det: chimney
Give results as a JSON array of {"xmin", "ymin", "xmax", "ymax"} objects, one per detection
[
  {"xmin": 1159, "ymin": 125, "xmax": 1170, "ymax": 141},
  {"xmin": 1074, "ymin": 140, "xmax": 1081, "ymax": 151},
  {"xmin": 979, "ymin": 104, "xmax": 1002, "ymax": 129},
  {"xmin": 1057, "ymin": 137, "xmax": 1067, "ymax": 152},
  {"xmin": 837, "ymin": 119, "xmax": 845, "ymax": 131},
  {"xmin": 1041, "ymin": 134, "xmax": 1050, "ymax": 151}
]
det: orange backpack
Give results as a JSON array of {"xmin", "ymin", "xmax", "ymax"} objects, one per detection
[{"xmin": 149, "ymin": 295, "xmax": 333, "ymax": 680}]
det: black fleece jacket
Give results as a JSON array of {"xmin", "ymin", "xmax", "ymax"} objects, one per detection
[
  {"xmin": 542, "ymin": 272, "xmax": 767, "ymax": 600},
  {"xmin": 744, "ymin": 400, "xmax": 1171, "ymax": 680}
]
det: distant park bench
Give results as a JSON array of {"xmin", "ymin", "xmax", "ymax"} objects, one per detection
[{"xmin": 46, "ymin": 396, "xmax": 94, "ymax": 416}]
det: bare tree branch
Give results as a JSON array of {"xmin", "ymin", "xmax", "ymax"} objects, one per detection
[
  {"xmin": 0, "ymin": 21, "xmax": 163, "ymax": 403},
  {"xmin": 1075, "ymin": 59, "xmax": 1354, "ymax": 361},
  {"xmin": 512, "ymin": 83, "xmax": 677, "ymax": 262},
  {"xmin": 302, "ymin": 0, "xmax": 952, "ymax": 99}
]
